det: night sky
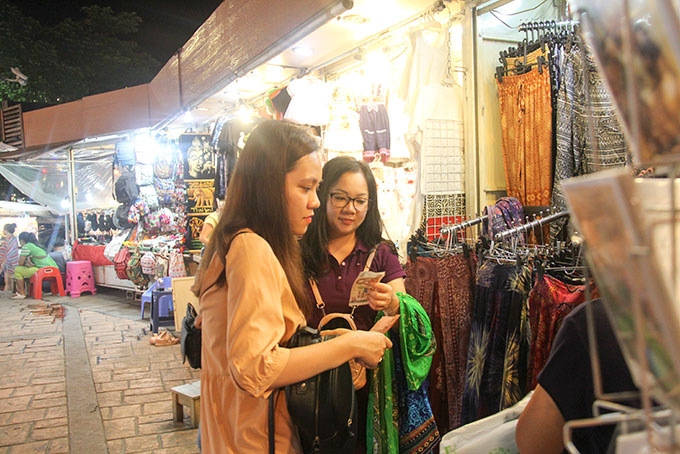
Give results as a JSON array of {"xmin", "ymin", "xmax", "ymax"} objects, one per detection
[{"xmin": 8, "ymin": 0, "xmax": 223, "ymax": 65}]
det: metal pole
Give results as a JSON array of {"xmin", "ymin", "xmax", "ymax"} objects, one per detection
[
  {"xmin": 68, "ymin": 147, "xmax": 77, "ymax": 245},
  {"xmin": 64, "ymin": 214, "xmax": 69, "ymax": 250},
  {"xmin": 472, "ymin": 4, "xmax": 482, "ymax": 215}
]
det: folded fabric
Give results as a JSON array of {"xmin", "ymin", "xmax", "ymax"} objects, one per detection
[{"xmin": 368, "ymin": 293, "xmax": 439, "ymax": 454}]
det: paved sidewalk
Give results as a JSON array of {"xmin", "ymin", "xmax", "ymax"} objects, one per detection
[{"xmin": 0, "ymin": 290, "xmax": 201, "ymax": 454}]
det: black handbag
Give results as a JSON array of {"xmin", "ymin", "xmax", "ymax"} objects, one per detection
[
  {"xmin": 269, "ymin": 325, "xmax": 357, "ymax": 454},
  {"xmin": 180, "ymin": 303, "xmax": 201, "ymax": 369}
]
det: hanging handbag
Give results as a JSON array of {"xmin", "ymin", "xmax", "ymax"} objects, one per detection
[
  {"xmin": 168, "ymin": 251, "xmax": 186, "ymax": 278},
  {"xmin": 126, "ymin": 249, "xmax": 149, "ymax": 288},
  {"xmin": 113, "ymin": 245, "xmax": 131, "ymax": 280},
  {"xmin": 180, "ymin": 302, "xmax": 201, "ymax": 369},
  {"xmin": 155, "ymin": 249, "xmax": 169, "ymax": 280},
  {"xmin": 275, "ymin": 327, "xmax": 357, "ymax": 454},
  {"xmin": 140, "ymin": 251, "xmax": 156, "ymax": 275}
]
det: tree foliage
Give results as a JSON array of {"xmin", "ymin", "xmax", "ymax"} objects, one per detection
[{"xmin": 0, "ymin": 1, "xmax": 160, "ymax": 104}]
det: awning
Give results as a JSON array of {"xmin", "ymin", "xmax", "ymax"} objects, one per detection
[
  {"xmin": 0, "ymin": 201, "xmax": 52, "ymax": 217},
  {"xmin": 21, "ymin": 0, "xmax": 353, "ymax": 152}
]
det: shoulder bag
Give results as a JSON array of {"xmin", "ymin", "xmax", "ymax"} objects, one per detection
[
  {"xmin": 180, "ymin": 302, "xmax": 201, "ymax": 369},
  {"xmin": 270, "ymin": 326, "xmax": 357, "ymax": 454}
]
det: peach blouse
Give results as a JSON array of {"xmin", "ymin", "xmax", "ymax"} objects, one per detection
[{"xmin": 197, "ymin": 230, "xmax": 305, "ymax": 453}]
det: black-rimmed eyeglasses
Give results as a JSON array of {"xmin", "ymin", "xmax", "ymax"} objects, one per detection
[{"xmin": 328, "ymin": 192, "xmax": 372, "ymax": 212}]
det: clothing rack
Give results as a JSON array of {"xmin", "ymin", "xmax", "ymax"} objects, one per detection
[
  {"xmin": 494, "ymin": 210, "xmax": 570, "ymax": 242},
  {"xmin": 518, "ymin": 19, "xmax": 580, "ymax": 33},
  {"xmin": 440, "ymin": 215, "xmax": 486, "ymax": 236}
]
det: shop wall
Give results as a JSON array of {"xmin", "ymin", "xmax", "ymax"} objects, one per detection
[{"xmin": 474, "ymin": 0, "xmax": 560, "ymax": 207}]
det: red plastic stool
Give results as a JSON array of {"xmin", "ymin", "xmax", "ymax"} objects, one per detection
[{"xmin": 29, "ymin": 267, "xmax": 66, "ymax": 299}]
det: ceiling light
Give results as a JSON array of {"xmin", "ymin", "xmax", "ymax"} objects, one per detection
[
  {"xmin": 196, "ymin": 107, "xmax": 209, "ymax": 112},
  {"xmin": 183, "ymin": 110, "xmax": 194, "ymax": 122},
  {"xmin": 237, "ymin": 105, "xmax": 254, "ymax": 124},
  {"xmin": 292, "ymin": 46, "xmax": 314, "ymax": 57},
  {"xmin": 343, "ymin": 14, "xmax": 369, "ymax": 25}
]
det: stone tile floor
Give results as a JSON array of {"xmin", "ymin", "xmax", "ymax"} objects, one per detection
[{"xmin": 0, "ymin": 288, "xmax": 201, "ymax": 453}]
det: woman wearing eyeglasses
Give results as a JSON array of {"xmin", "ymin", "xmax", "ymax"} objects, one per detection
[
  {"xmin": 301, "ymin": 156, "xmax": 439, "ymax": 454},
  {"xmin": 301, "ymin": 156, "xmax": 405, "ymax": 331}
]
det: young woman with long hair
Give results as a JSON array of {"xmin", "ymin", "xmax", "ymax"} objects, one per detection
[{"xmin": 193, "ymin": 121, "xmax": 392, "ymax": 454}]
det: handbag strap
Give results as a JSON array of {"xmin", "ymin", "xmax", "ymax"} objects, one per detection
[
  {"xmin": 268, "ymin": 392, "xmax": 275, "ymax": 454},
  {"xmin": 309, "ymin": 279, "xmax": 327, "ymax": 316},
  {"xmin": 363, "ymin": 246, "xmax": 378, "ymax": 273}
]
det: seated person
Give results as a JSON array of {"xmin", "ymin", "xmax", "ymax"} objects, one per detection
[
  {"xmin": 516, "ymin": 299, "xmax": 639, "ymax": 454},
  {"xmin": 12, "ymin": 232, "xmax": 58, "ymax": 300}
]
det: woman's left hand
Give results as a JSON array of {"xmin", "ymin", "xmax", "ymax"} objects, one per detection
[{"xmin": 367, "ymin": 281, "xmax": 397, "ymax": 314}]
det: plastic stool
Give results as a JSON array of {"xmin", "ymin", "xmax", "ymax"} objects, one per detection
[
  {"xmin": 29, "ymin": 267, "xmax": 66, "ymax": 300},
  {"xmin": 141, "ymin": 277, "xmax": 172, "ymax": 319},
  {"xmin": 151, "ymin": 288, "xmax": 175, "ymax": 334},
  {"xmin": 65, "ymin": 261, "xmax": 97, "ymax": 297}
]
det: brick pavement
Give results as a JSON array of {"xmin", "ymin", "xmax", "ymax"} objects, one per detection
[{"xmin": 0, "ymin": 290, "xmax": 201, "ymax": 454}]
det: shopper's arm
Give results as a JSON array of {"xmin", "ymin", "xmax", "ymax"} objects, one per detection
[
  {"xmin": 270, "ymin": 330, "xmax": 392, "ymax": 389},
  {"xmin": 516, "ymin": 384, "xmax": 565, "ymax": 454},
  {"xmin": 199, "ymin": 223, "xmax": 214, "ymax": 245}
]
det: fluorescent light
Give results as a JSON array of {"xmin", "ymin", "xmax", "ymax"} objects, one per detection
[
  {"xmin": 343, "ymin": 14, "xmax": 369, "ymax": 25},
  {"xmin": 292, "ymin": 46, "xmax": 314, "ymax": 57}
]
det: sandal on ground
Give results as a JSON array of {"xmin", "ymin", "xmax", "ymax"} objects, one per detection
[
  {"xmin": 11, "ymin": 294, "xmax": 26, "ymax": 300},
  {"xmin": 149, "ymin": 331, "xmax": 179, "ymax": 346}
]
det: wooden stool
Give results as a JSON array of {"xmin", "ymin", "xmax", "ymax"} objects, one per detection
[{"xmin": 171, "ymin": 381, "xmax": 200, "ymax": 428}]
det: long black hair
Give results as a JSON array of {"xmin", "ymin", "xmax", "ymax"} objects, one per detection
[
  {"xmin": 194, "ymin": 120, "xmax": 319, "ymax": 317},
  {"xmin": 301, "ymin": 156, "xmax": 394, "ymax": 279},
  {"xmin": 19, "ymin": 232, "xmax": 39, "ymax": 245}
]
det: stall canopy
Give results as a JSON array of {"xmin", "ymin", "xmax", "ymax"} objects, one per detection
[
  {"xmin": 15, "ymin": 0, "xmax": 353, "ymax": 156},
  {"xmin": 0, "ymin": 201, "xmax": 52, "ymax": 217},
  {"xmin": 0, "ymin": 146, "xmax": 117, "ymax": 215}
]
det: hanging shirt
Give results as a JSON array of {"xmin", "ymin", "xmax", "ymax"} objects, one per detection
[
  {"xmin": 284, "ymin": 77, "xmax": 333, "ymax": 126},
  {"xmin": 399, "ymin": 29, "xmax": 448, "ymax": 116},
  {"xmin": 324, "ymin": 104, "xmax": 364, "ymax": 152}
]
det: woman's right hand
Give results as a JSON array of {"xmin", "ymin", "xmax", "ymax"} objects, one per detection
[{"xmin": 349, "ymin": 331, "xmax": 393, "ymax": 369}]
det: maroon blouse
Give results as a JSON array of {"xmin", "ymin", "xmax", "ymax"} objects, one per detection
[{"xmin": 307, "ymin": 240, "xmax": 406, "ymax": 331}]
